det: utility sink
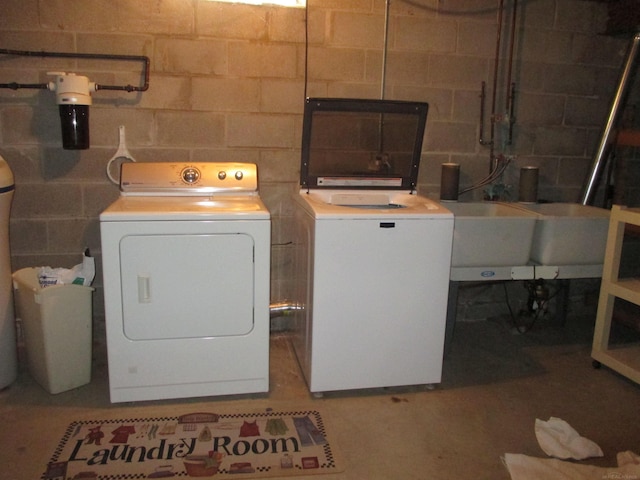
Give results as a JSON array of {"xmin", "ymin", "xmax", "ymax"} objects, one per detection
[
  {"xmin": 512, "ymin": 203, "xmax": 610, "ymax": 265},
  {"xmin": 446, "ymin": 202, "xmax": 538, "ymax": 268}
]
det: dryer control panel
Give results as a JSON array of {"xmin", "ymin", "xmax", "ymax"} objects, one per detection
[{"xmin": 120, "ymin": 162, "xmax": 258, "ymax": 195}]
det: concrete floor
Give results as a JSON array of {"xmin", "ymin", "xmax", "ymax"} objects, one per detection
[{"xmin": 1, "ymin": 314, "xmax": 639, "ymax": 480}]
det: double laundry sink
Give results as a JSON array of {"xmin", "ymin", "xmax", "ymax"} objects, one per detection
[{"xmin": 445, "ymin": 202, "xmax": 610, "ymax": 268}]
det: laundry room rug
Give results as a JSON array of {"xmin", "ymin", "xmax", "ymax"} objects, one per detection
[{"xmin": 41, "ymin": 409, "xmax": 343, "ymax": 479}]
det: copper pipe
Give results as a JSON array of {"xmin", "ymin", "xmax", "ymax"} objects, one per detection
[{"xmin": 479, "ymin": 0, "xmax": 505, "ymax": 168}]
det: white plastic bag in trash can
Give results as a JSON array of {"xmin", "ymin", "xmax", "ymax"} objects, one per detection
[{"xmin": 38, "ymin": 249, "xmax": 95, "ymax": 288}]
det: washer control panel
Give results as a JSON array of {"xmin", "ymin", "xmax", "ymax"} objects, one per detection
[{"xmin": 120, "ymin": 162, "xmax": 258, "ymax": 195}]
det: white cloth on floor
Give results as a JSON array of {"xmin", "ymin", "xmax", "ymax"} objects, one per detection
[
  {"xmin": 503, "ymin": 452, "xmax": 640, "ymax": 480},
  {"xmin": 534, "ymin": 417, "xmax": 603, "ymax": 460},
  {"xmin": 618, "ymin": 450, "xmax": 640, "ymax": 467}
]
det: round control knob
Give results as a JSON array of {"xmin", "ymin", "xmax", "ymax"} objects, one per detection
[
  {"xmin": 218, "ymin": 171, "xmax": 227, "ymax": 180},
  {"xmin": 235, "ymin": 171, "xmax": 244, "ymax": 180},
  {"xmin": 181, "ymin": 167, "xmax": 200, "ymax": 184}
]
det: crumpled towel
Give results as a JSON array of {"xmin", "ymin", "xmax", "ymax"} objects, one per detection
[
  {"xmin": 535, "ymin": 417, "xmax": 603, "ymax": 460},
  {"xmin": 503, "ymin": 452, "xmax": 640, "ymax": 480},
  {"xmin": 618, "ymin": 450, "xmax": 640, "ymax": 467}
]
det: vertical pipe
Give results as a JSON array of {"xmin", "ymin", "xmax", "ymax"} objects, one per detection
[
  {"xmin": 505, "ymin": 0, "xmax": 518, "ymax": 145},
  {"xmin": 508, "ymin": 82, "xmax": 516, "ymax": 144},
  {"xmin": 381, "ymin": 0, "xmax": 391, "ymax": 100},
  {"xmin": 479, "ymin": 81, "xmax": 489, "ymax": 146},
  {"xmin": 377, "ymin": 0, "xmax": 392, "ymax": 156},
  {"xmin": 303, "ymin": 0, "xmax": 309, "ymax": 100},
  {"xmin": 505, "ymin": 0, "xmax": 518, "ymax": 114},
  {"xmin": 580, "ymin": 32, "xmax": 640, "ymax": 205},
  {"xmin": 488, "ymin": 0, "xmax": 505, "ymax": 170}
]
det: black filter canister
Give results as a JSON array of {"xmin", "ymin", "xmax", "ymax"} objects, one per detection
[
  {"xmin": 519, "ymin": 166, "xmax": 539, "ymax": 203},
  {"xmin": 59, "ymin": 104, "xmax": 90, "ymax": 150},
  {"xmin": 440, "ymin": 162, "xmax": 460, "ymax": 201}
]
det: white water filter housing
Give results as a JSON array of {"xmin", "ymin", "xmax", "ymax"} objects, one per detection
[
  {"xmin": 0, "ymin": 155, "xmax": 16, "ymax": 389},
  {"xmin": 48, "ymin": 72, "xmax": 96, "ymax": 150}
]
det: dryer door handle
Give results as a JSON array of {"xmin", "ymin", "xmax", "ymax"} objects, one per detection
[{"xmin": 138, "ymin": 274, "xmax": 151, "ymax": 303}]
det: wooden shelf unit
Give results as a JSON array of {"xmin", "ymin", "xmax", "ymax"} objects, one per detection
[{"xmin": 592, "ymin": 205, "xmax": 640, "ymax": 383}]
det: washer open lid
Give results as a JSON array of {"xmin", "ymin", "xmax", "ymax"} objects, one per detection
[{"xmin": 300, "ymin": 98, "xmax": 429, "ymax": 191}]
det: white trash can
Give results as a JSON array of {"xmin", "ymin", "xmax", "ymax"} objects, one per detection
[
  {"xmin": 12, "ymin": 267, "xmax": 93, "ymax": 394},
  {"xmin": 0, "ymin": 155, "xmax": 16, "ymax": 389}
]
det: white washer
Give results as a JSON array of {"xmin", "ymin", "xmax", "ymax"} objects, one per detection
[
  {"xmin": 100, "ymin": 162, "xmax": 270, "ymax": 403},
  {"xmin": 292, "ymin": 98, "xmax": 454, "ymax": 394}
]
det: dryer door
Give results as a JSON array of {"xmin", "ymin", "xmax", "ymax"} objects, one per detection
[{"xmin": 120, "ymin": 233, "xmax": 255, "ymax": 340}]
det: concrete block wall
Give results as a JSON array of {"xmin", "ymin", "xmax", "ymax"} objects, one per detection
[{"xmin": 0, "ymin": 0, "xmax": 628, "ymax": 355}]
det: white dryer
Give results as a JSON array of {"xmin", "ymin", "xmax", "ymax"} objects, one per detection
[
  {"xmin": 292, "ymin": 98, "xmax": 454, "ymax": 394},
  {"xmin": 100, "ymin": 162, "xmax": 270, "ymax": 403}
]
